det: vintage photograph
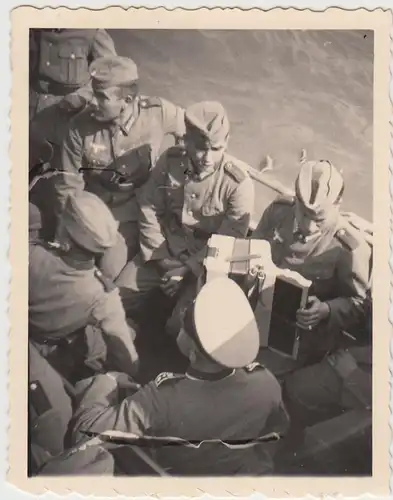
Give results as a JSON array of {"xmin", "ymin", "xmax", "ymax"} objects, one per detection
[
  {"xmin": 27, "ymin": 26, "xmax": 374, "ymax": 478},
  {"xmin": 7, "ymin": 7, "xmax": 391, "ymax": 496}
]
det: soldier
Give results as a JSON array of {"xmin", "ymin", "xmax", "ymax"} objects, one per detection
[
  {"xmin": 28, "ymin": 341, "xmax": 73, "ymax": 475},
  {"xmin": 116, "ymin": 100, "xmax": 254, "ymax": 333},
  {"xmin": 283, "ymin": 291, "xmax": 372, "ymax": 430},
  {"xmin": 54, "ymin": 55, "xmax": 185, "ymax": 261},
  {"xmin": 69, "ymin": 277, "xmax": 290, "ymax": 475},
  {"xmin": 29, "ymin": 29, "xmax": 117, "ymax": 145},
  {"xmin": 29, "ymin": 190, "xmax": 139, "ymax": 382},
  {"xmin": 253, "ymin": 160, "xmax": 371, "ymax": 362},
  {"xmin": 29, "ymin": 29, "xmax": 117, "ymax": 240}
]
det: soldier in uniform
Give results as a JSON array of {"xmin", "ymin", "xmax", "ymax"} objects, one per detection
[
  {"xmin": 28, "ymin": 341, "xmax": 73, "ymax": 475},
  {"xmin": 253, "ymin": 160, "xmax": 371, "ymax": 362},
  {"xmin": 116, "ymin": 100, "xmax": 254, "ymax": 334},
  {"xmin": 283, "ymin": 290, "xmax": 372, "ymax": 430},
  {"xmin": 29, "ymin": 190, "xmax": 139, "ymax": 382},
  {"xmin": 69, "ymin": 278, "xmax": 290, "ymax": 475},
  {"xmin": 54, "ymin": 55, "xmax": 185, "ymax": 263},
  {"xmin": 29, "ymin": 29, "xmax": 117, "ymax": 240}
]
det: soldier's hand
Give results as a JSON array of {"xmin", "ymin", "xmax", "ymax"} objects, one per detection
[
  {"xmin": 106, "ymin": 372, "xmax": 141, "ymax": 391},
  {"xmin": 160, "ymin": 266, "xmax": 189, "ymax": 297},
  {"xmin": 296, "ymin": 296, "xmax": 330, "ymax": 330}
]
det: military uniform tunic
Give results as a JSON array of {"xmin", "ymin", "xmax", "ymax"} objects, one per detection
[
  {"xmin": 30, "ymin": 29, "xmax": 116, "ymax": 122},
  {"xmin": 54, "ymin": 97, "xmax": 185, "ymax": 258},
  {"xmin": 29, "ymin": 241, "xmax": 139, "ymax": 377},
  {"xmin": 70, "ymin": 363, "xmax": 289, "ymax": 475},
  {"xmin": 253, "ymin": 197, "xmax": 370, "ymax": 335}
]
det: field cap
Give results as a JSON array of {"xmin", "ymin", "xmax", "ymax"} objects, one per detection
[
  {"xmin": 62, "ymin": 191, "xmax": 119, "ymax": 254},
  {"xmin": 184, "ymin": 101, "xmax": 230, "ymax": 148},
  {"xmin": 90, "ymin": 56, "xmax": 139, "ymax": 90},
  {"xmin": 295, "ymin": 160, "xmax": 344, "ymax": 218}
]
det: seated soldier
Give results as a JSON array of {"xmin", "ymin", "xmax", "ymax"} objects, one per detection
[
  {"xmin": 69, "ymin": 277, "xmax": 290, "ymax": 475},
  {"xmin": 283, "ymin": 290, "xmax": 372, "ymax": 430},
  {"xmin": 29, "ymin": 190, "xmax": 139, "ymax": 382},
  {"xmin": 116, "ymin": 100, "xmax": 254, "ymax": 334},
  {"xmin": 54, "ymin": 55, "xmax": 185, "ymax": 262},
  {"xmin": 253, "ymin": 160, "xmax": 371, "ymax": 363}
]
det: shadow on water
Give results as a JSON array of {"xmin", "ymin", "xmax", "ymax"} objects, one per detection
[{"xmin": 109, "ymin": 29, "xmax": 373, "ymax": 222}]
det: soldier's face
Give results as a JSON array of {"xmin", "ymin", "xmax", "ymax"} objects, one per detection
[
  {"xmin": 186, "ymin": 141, "xmax": 225, "ymax": 173},
  {"xmin": 294, "ymin": 200, "xmax": 323, "ymax": 236},
  {"xmin": 92, "ymin": 87, "xmax": 126, "ymax": 122}
]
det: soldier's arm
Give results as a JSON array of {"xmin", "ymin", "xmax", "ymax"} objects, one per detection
[
  {"xmin": 90, "ymin": 289, "xmax": 139, "ymax": 377},
  {"xmin": 185, "ymin": 176, "xmax": 254, "ymax": 276},
  {"xmin": 54, "ymin": 122, "xmax": 86, "ymax": 216},
  {"xmin": 160, "ymin": 98, "xmax": 186, "ymax": 138},
  {"xmin": 139, "ymin": 154, "xmax": 172, "ymax": 263},
  {"xmin": 325, "ymin": 243, "xmax": 370, "ymax": 333},
  {"xmin": 70, "ymin": 377, "xmax": 164, "ymax": 445}
]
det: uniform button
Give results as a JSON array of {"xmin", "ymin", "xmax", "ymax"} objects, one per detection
[
  {"xmin": 30, "ymin": 383, "xmax": 37, "ymax": 391},
  {"xmin": 191, "ymin": 193, "xmax": 197, "ymax": 199},
  {"xmin": 70, "ymin": 53, "xmax": 76, "ymax": 60},
  {"xmin": 46, "ymin": 61, "xmax": 50, "ymax": 66}
]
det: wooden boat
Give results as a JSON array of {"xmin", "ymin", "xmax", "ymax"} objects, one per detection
[{"xmin": 29, "ymin": 159, "xmax": 373, "ymax": 477}]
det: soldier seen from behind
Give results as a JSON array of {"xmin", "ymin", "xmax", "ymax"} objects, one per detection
[
  {"xmin": 69, "ymin": 278, "xmax": 290, "ymax": 475},
  {"xmin": 29, "ymin": 190, "xmax": 139, "ymax": 384}
]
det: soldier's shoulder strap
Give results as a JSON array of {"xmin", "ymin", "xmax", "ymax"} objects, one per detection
[
  {"xmin": 94, "ymin": 268, "xmax": 116, "ymax": 293},
  {"xmin": 154, "ymin": 371, "xmax": 186, "ymax": 388},
  {"xmin": 244, "ymin": 361, "xmax": 266, "ymax": 373},
  {"xmin": 139, "ymin": 96, "xmax": 163, "ymax": 109},
  {"xmin": 273, "ymin": 194, "xmax": 296, "ymax": 206},
  {"xmin": 223, "ymin": 160, "xmax": 247, "ymax": 184},
  {"xmin": 334, "ymin": 225, "xmax": 362, "ymax": 252}
]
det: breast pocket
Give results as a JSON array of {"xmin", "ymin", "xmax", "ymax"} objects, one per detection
[
  {"xmin": 165, "ymin": 185, "xmax": 184, "ymax": 213},
  {"xmin": 58, "ymin": 44, "xmax": 89, "ymax": 85},
  {"xmin": 200, "ymin": 204, "xmax": 225, "ymax": 231}
]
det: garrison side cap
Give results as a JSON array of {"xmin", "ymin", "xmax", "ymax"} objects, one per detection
[
  {"xmin": 90, "ymin": 56, "xmax": 139, "ymax": 90},
  {"xmin": 62, "ymin": 191, "xmax": 119, "ymax": 254},
  {"xmin": 185, "ymin": 277, "xmax": 259, "ymax": 369},
  {"xmin": 184, "ymin": 101, "xmax": 230, "ymax": 148}
]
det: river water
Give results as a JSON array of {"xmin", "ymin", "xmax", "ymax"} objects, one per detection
[{"xmin": 109, "ymin": 29, "xmax": 373, "ymax": 222}]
